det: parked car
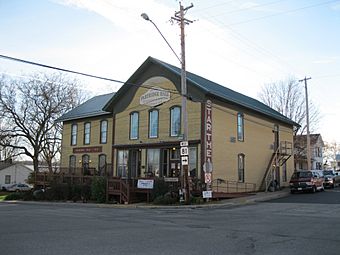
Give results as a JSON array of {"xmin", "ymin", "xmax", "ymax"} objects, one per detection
[
  {"xmin": 323, "ymin": 170, "xmax": 340, "ymax": 188},
  {"xmin": 289, "ymin": 170, "xmax": 324, "ymax": 193},
  {"xmin": 6, "ymin": 183, "xmax": 33, "ymax": 192}
]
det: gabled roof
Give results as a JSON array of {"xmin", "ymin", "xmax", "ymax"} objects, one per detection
[
  {"xmin": 57, "ymin": 92, "xmax": 115, "ymax": 122},
  {"xmin": 294, "ymin": 134, "xmax": 324, "ymax": 147},
  {"xmin": 104, "ymin": 57, "xmax": 298, "ymax": 127}
]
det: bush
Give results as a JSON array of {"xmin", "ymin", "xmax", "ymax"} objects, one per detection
[
  {"xmin": 91, "ymin": 177, "xmax": 107, "ymax": 203},
  {"xmin": 4, "ymin": 192, "xmax": 24, "ymax": 201},
  {"xmin": 153, "ymin": 193, "xmax": 178, "ymax": 205},
  {"xmin": 152, "ymin": 179, "xmax": 171, "ymax": 200}
]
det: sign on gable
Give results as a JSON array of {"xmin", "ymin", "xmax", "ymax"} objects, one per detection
[{"xmin": 140, "ymin": 87, "xmax": 171, "ymax": 107}]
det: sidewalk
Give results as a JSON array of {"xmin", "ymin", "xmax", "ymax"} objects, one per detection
[{"xmin": 1, "ymin": 188, "xmax": 290, "ymax": 209}]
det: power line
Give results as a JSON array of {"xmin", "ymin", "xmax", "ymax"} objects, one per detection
[
  {"xmin": 0, "ymin": 54, "xmax": 180, "ymax": 94},
  {"xmin": 204, "ymin": 0, "xmax": 287, "ymax": 19},
  {"xmin": 228, "ymin": 0, "xmax": 340, "ymax": 26}
]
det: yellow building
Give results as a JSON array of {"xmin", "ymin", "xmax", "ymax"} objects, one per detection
[
  {"xmin": 59, "ymin": 93, "xmax": 114, "ymax": 176},
  {"xmin": 102, "ymin": 57, "xmax": 298, "ymax": 192}
]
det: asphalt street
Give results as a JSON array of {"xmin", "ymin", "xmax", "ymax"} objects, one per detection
[{"xmin": 1, "ymin": 188, "xmax": 340, "ymax": 255}]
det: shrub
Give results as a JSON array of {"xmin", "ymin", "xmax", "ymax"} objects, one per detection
[
  {"xmin": 4, "ymin": 192, "xmax": 24, "ymax": 201},
  {"xmin": 153, "ymin": 192, "xmax": 178, "ymax": 205},
  {"xmin": 152, "ymin": 179, "xmax": 171, "ymax": 200},
  {"xmin": 91, "ymin": 177, "xmax": 107, "ymax": 203}
]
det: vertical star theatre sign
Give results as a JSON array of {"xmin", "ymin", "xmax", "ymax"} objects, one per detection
[{"xmin": 204, "ymin": 100, "xmax": 213, "ymax": 177}]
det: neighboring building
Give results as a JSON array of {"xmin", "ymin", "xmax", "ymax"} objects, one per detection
[
  {"xmin": 58, "ymin": 93, "xmax": 115, "ymax": 176},
  {"xmin": 334, "ymin": 154, "xmax": 340, "ymax": 170},
  {"xmin": 294, "ymin": 134, "xmax": 324, "ymax": 170},
  {"xmin": 101, "ymin": 57, "xmax": 298, "ymax": 191},
  {"xmin": 0, "ymin": 163, "xmax": 33, "ymax": 189}
]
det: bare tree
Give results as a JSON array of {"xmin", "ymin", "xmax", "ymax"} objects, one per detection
[
  {"xmin": 0, "ymin": 73, "xmax": 85, "ymax": 172},
  {"xmin": 258, "ymin": 76, "xmax": 321, "ymax": 135}
]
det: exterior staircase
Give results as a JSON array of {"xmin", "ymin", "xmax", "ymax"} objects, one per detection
[{"xmin": 260, "ymin": 141, "xmax": 292, "ymax": 191}]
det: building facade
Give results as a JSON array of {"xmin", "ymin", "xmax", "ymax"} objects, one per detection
[
  {"xmin": 102, "ymin": 57, "xmax": 298, "ymax": 191},
  {"xmin": 59, "ymin": 93, "xmax": 115, "ymax": 176},
  {"xmin": 294, "ymin": 134, "xmax": 324, "ymax": 170}
]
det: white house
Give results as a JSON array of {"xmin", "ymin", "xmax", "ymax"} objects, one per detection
[{"xmin": 0, "ymin": 163, "xmax": 33, "ymax": 190}]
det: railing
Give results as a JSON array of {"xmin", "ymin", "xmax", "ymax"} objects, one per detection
[
  {"xmin": 212, "ymin": 179, "xmax": 256, "ymax": 193},
  {"xmin": 280, "ymin": 141, "xmax": 292, "ymax": 155}
]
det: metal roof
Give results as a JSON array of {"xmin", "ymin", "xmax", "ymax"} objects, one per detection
[
  {"xmin": 57, "ymin": 92, "xmax": 115, "ymax": 122},
  {"xmin": 152, "ymin": 57, "xmax": 299, "ymax": 127}
]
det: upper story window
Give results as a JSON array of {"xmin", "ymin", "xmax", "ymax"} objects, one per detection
[
  {"xmin": 149, "ymin": 109, "xmax": 159, "ymax": 138},
  {"xmin": 170, "ymin": 106, "xmax": 181, "ymax": 137},
  {"xmin": 100, "ymin": 120, "xmax": 108, "ymax": 144},
  {"xmin": 130, "ymin": 112, "xmax": 139, "ymax": 140},
  {"xmin": 84, "ymin": 122, "xmax": 91, "ymax": 145},
  {"xmin": 237, "ymin": 112, "xmax": 244, "ymax": 142},
  {"xmin": 71, "ymin": 124, "xmax": 77, "ymax": 146}
]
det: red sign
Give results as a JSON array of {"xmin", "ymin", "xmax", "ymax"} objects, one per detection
[{"xmin": 73, "ymin": 146, "xmax": 102, "ymax": 154}]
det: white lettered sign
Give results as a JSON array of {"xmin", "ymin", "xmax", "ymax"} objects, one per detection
[
  {"xmin": 137, "ymin": 179, "xmax": 154, "ymax": 189},
  {"xmin": 140, "ymin": 87, "xmax": 171, "ymax": 107}
]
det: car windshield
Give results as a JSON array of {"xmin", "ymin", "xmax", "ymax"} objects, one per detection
[
  {"xmin": 323, "ymin": 170, "xmax": 334, "ymax": 176},
  {"xmin": 292, "ymin": 171, "xmax": 312, "ymax": 179}
]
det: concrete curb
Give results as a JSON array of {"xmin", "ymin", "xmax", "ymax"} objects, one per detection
[{"xmin": 0, "ymin": 189, "xmax": 290, "ymax": 209}]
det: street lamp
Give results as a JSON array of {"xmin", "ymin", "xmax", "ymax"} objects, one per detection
[
  {"xmin": 141, "ymin": 7, "xmax": 192, "ymax": 203},
  {"xmin": 140, "ymin": 13, "xmax": 181, "ymax": 63}
]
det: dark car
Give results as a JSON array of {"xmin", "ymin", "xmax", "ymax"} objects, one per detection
[
  {"xmin": 289, "ymin": 170, "xmax": 324, "ymax": 193},
  {"xmin": 323, "ymin": 170, "xmax": 340, "ymax": 188}
]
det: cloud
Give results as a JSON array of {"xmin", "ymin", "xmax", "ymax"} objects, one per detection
[
  {"xmin": 331, "ymin": 3, "xmax": 340, "ymax": 10},
  {"xmin": 312, "ymin": 57, "xmax": 338, "ymax": 64}
]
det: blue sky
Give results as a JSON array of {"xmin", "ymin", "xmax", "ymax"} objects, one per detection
[{"xmin": 1, "ymin": 0, "xmax": 340, "ymax": 142}]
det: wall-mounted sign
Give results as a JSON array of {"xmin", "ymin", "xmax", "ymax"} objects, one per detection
[
  {"xmin": 137, "ymin": 179, "xmax": 154, "ymax": 189},
  {"xmin": 73, "ymin": 146, "xmax": 102, "ymax": 154},
  {"xmin": 205, "ymin": 100, "xmax": 213, "ymax": 171},
  {"xmin": 140, "ymin": 87, "xmax": 171, "ymax": 107}
]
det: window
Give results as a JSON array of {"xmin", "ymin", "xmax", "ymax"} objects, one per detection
[
  {"xmin": 117, "ymin": 150, "xmax": 129, "ymax": 178},
  {"xmin": 69, "ymin": 155, "xmax": 76, "ymax": 174},
  {"xmin": 100, "ymin": 120, "xmax": 108, "ymax": 144},
  {"xmin": 147, "ymin": 149, "xmax": 160, "ymax": 177},
  {"xmin": 71, "ymin": 124, "xmax": 77, "ymax": 145},
  {"xmin": 238, "ymin": 154, "xmax": 245, "ymax": 182},
  {"xmin": 82, "ymin": 154, "xmax": 90, "ymax": 175},
  {"xmin": 84, "ymin": 122, "xmax": 91, "ymax": 145},
  {"xmin": 189, "ymin": 147, "xmax": 197, "ymax": 177},
  {"xmin": 130, "ymin": 112, "xmax": 139, "ymax": 140},
  {"xmin": 149, "ymin": 109, "xmax": 159, "ymax": 138},
  {"xmin": 237, "ymin": 113, "xmax": 244, "ymax": 141},
  {"xmin": 5, "ymin": 175, "xmax": 11, "ymax": 184},
  {"xmin": 98, "ymin": 154, "xmax": 107, "ymax": 176},
  {"xmin": 282, "ymin": 162, "xmax": 287, "ymax": 182},
  {"xmin": 170, "ymin": 106, "xmax": 181, "ymax": 137}
]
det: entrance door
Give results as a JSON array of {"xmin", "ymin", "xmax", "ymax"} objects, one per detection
[
  {"xmin": 169, "ymin": 148, "xmax": 181, "ymax": 177},
  {"xmin": 129, "ymin": 150, "xmax": 141, "ymax": 179}
]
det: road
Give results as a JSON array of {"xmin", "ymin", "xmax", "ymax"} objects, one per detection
[{"xmin": 1, "ymin": 188, "xmax": 340, "ymax": 255}]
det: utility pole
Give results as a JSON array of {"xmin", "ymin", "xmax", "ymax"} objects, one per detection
[
  {"xmin": 172, "ymin": 2, "xmax": 194, "ymax": 204},
  {"xmin": 299, "ymin": 77, "xmax": 312, "ymax": 170}
]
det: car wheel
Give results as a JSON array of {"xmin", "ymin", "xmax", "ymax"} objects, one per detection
[
  {"xmin": 15, "ymin": 189, "xmax": 20, "ymax": 192},
  {"xmin": 290, "ymin": 190, "xmax": 295, "ymax": 194}
]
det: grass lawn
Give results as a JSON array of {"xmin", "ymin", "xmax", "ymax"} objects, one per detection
[{"xmin": 0, "ymin": 191, "xmax": 10, "ymax": 201}]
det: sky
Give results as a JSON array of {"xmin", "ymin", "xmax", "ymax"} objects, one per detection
[{"xmin": 1, "ymin": 0, "xmax": 340, "ymax": 143}]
